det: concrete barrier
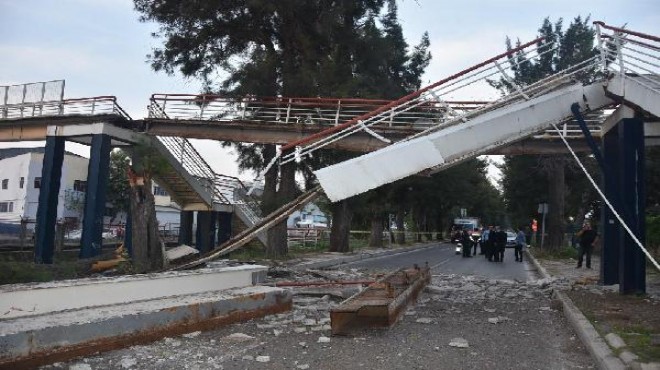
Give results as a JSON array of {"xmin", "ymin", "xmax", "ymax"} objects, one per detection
[{"xmin": 0, "ymin": 265, "xmax": 266, "ymax": 319}]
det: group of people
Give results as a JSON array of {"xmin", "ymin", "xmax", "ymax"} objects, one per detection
[
  {"xmin": 480, "ymin": 226, "xmax": 508, "ymax": 262},
  {"xmin": 454, "ymin": 225, "xmax": 527, "ymax": 263}
]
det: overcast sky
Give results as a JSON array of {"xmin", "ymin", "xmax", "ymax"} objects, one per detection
[{"xmin": 1, "ymin": 0, "xmax": 657, "ymax": 180}]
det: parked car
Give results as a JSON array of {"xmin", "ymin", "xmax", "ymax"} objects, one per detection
[
  {"xmin": 296, "ymin": 219, "xmax": 328, "ymax": 228},
  {"xmin": 506, "ymin": 231, "xmax": 517, "ymax": 248}
]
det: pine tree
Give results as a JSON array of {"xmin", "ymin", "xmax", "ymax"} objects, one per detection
[{"xmin": 492, "ymin": 16, "xmax": 597, "ymax": 250}]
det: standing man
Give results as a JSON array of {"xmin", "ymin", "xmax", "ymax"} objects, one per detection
[
  {"xmin": 494, "ymin": 226, "xmax": 506, "ymax": 262},
  {"xmin": 461, "ymin": 229, "xmax": 473, "ymax": 258},
  {"xmin": 515, "ymin": 227, "xmax": 526, "ymax": 262},
  {"xmin": 481, "ymin": 226, "xmax": 491, "ymax": 258},
  {"xmin": 576, "ymin": 223, "xmax": 599, "ymax": 269}
]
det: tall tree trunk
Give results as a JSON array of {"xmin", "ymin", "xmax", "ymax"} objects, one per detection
[
  {"xmin": 395, "ymin": 208, "xmax": 406, "ymax": 244},
  {"xmin": 545, "ymin": 160, "xmax": 566, "ymax": 250},
  {"xmin": 329, "ymin": 199, "xmax": 353, "ymax": 252},
  {"xmin": 261, "ymin": 144, "xmax": 278, "ymax": 215},
  {"xmin": 129, "ymin": 175, "xmax": 163, "ymax": 273},
  {"xmin": 368, "ymin": 211, "xmax": 384, "ymax": 248},
  {"xmin": 266, "ymin": 161, "xmax": 297, "ymax": 258}
]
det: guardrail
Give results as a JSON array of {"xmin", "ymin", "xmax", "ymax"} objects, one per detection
[
  {"xmin": 149, "ymin": 93, "xmax": 486, "ymax": 128},
  {"xmin": 595, "ymin": 21, "xmax": 660, "ymax": 92},
  {"xmin": 278, "ymin": 33, "xmax": 606, "ymax": 165}
]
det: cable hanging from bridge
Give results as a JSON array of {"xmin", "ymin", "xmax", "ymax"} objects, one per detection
[{"xmin": 551, "ymin": 121, "xmax": 660, "ymax": 273}]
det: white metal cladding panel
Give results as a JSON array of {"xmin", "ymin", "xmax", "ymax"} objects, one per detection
[
  {"xmin": 315, "ymin": 139, "xmax": 444, "ymax": 202},
  {"xmin": 613, "ymin": 75, "xmax": 660, "ymax": 118}
]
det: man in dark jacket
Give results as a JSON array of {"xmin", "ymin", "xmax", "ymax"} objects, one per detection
[
  {"xmin": 577, "ymin": 223, "xmax": 599, "ymax": 268},
  {"xmin": 494, "ymin": 226, "xmax": 506, "ymax": 262}
]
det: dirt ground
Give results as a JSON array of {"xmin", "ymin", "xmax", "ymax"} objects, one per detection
[
  {"xmin": 534, "ymin": 250, "xmax": 660, "ymax": 363},
  {"xmin": 567, "ymin": 289, "xmax": 660, "ymax": 362}
]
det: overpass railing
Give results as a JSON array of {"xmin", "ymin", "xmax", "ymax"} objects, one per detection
[
  {"xmin": 278, "ymin": 34, "xmax": 605, "ymax": 165},
  {"xmin": 595, "ymin": 21, "xmax": 660, "ymax": 92},
  {"xmin": 149, "ymin": 93, "xmax": 485, "ymax": 129},
  {"xmin": 0, "ymin": 80, "xmax": 130, "ymax": 120}
]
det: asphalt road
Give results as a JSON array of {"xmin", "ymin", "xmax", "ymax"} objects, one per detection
[{"xmin": 345, "ymin": 243, "xmax": 537, "ymax": 281}]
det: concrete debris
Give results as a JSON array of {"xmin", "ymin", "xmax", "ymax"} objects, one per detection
[
  {"xmin": 297, "ymin": 364, "xmax": 310, "ymax": 369},
  {"xmin": 303, "ymin": 319, "xmax": 317, "ymax": 326},
  {"xmin": 222, "ymin": 333, "xmax": 255, "ymax": 342},
  {"xmin": 294, "ymin": 327, "xmax": 308, "ymax": 333},
  {"xmin": 404, "ymin": 310, "xmax": 417, "ymax": 316},
  {"xmin": 449, "ymin": 338, "xmax": 470, "ymax": 348},
  {"xmin": 415, "ymin": 318, "xmax": 433, "ymax": 324},
  {"xmin": 273, "ymin": 329, "xmax": 283, "ymax": 336},
  {"xmin": 318, "ymin": 336, "xmax": 331, "ymax": 343},
  {"xmin": 165, "ymin": 245, "xmax": 199, "ymax": 263},
  {"xmin": 69, "ymin": 364, "xmax": 92, "ymax": 370},
  {"xmin": 182, "ymin": 331, "xmax": 201, "ymax": 339},
  {"xmin": 484, "ymin": 308, "xmax": 496, "ymax": 313},
  {"xmin": 163, "ymin": 338, "xmax": 182, "ymax": 347},
  {"xmin": 299, "ymin": 342, "xmax": 307, "ymax": 348},
  {"xmin": 119, "ymin": 356, "xmax": 137, "ymax": 368},
  {"xmin": 241, "ymin": 355, "xmax": 254, "ymax": 361},
  {"xmin": 488, "ymin": 317, "xmax": 499, "ymax": 324},
  {"xmin": 255, "ymin": 355, "xmax": 271, "ymax": 363}
]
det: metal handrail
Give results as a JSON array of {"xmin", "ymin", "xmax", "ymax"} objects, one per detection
[
  {"xmin": 148, "ymin": 93, "xmax": 486, "ymax": 128},
  {"xmin": 0, "ymin": 95, "xmax": 131, "ymax": 120},
  {"xmin": 277, "ymin": 35, "xmax": 605, "ymax": 165},
  {"xmin": 595, "ymin": 21, "xmax": 659, "ymax": 86}
]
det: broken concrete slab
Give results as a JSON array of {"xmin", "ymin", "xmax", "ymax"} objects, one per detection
[
  {"xmin": 0, "ymin": 265, "xmax": 268, "ymax": 319},
  {"xmin": 165, "ymin": 245, "xmax": 199, "ymax": 263},
  {"xmin": 0, "ymin": 286, "xmax": 291, "ymax": 369}
]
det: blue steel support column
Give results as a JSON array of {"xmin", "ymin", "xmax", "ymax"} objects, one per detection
[
  {"xmin": 217, "ymin": 211, "xmax": 232, "ymax": 245},
  {"xmin": 178, "ymin": 211, "xmax": 194, "ymax": 245},
  {"xmin": 80, "ymin": 134, "xmax": 112, "ymax": 259},
  {"xmin": 618, "ymin": 118, "xmax": 646, "ymax": 295},
  {"xmin": 601, "ymin": 128, "xmax": 620, "ymax": 285},
  {"xmin": 195, "ymin": 211, "xmax": 212, "ymax": 253},
  {"xmin": 34, "ymin": 136, "xmax": 66, "ymax": 264}
]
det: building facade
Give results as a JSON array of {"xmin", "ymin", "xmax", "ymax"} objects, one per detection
[{"xmin": 0, "ymin": 149, "xmax": 88, "ymax": 229}]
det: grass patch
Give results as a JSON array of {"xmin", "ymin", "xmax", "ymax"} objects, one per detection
[
  {"xmin": 530, "ymin": 245, "xmax": 579, "ymax": 260},
  {"xmin": 618, "ymin": 330, "xmax": 660, "ymax": 362}
]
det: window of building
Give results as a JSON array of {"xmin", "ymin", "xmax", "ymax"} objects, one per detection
[
  {"xmin": 153, "ymin": 186, "xmax": 168, "ymax": 196},
  {"xmin": 73, "ymin": 180, "xmax": 87, "ymax": 192},
  {"xmin": 0, "ymin": 202, "xmax": 13, "ymax": 212},
  {"xmin": 1, "ymin": 179, "xmax": 7, "ymax": 190},
  {"xmin": 19, "ymin": 177, "xmax": 24, "ymax": 189},
  {"xmin": 34, "ymin": 177, "xmax": 41, "ymax": 189}
]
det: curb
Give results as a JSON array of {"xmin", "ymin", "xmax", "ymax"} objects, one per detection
[
  {"xmin": 291, "ymin": 243, "xmax": 439, "ymax": 271},
  {"xmin": 525, "ymin": 249, "xmax": 626, "ymax": 370}
]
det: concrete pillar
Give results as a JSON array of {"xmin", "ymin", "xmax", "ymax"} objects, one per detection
[
  {"xmin": 80, "ymin": 134, "xmax": 112, "ymax": 259},
  {"xmin": 601, "ymin": 128, "xmax": 620, "ymax": 285},
  {"xmin": 178, "ymin": 211, "xmax": 194, "ymax": 246},
  {"xmin": 34, "ymin": 136, "xmax": 65, "ymax": 264},
  {"xmin": 217, "ymin": 211, "xmax": 232, "ymax": 245},
  {"xmin": 618, "ymin": 118, "xmax": 646, "ymax": 294}
]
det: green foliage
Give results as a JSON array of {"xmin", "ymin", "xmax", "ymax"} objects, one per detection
[
  {"xmin": 107, "ymin": 149, "xmax": 131, "ymax": 218},
  {"xmin": 493, "ymin": 16, "xmax": 599, "ymax": 232},
  {"xmin": 647, "ymin": 214, "xmax": 660, "ymax": 255}
]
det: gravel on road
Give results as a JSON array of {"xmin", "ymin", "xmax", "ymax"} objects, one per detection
[{"xmin": 44, "ymin": 270, "xmax": 595, "ymax": 370}]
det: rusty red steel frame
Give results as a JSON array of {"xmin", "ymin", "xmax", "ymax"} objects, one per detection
[{"xmin": 330, "ymin": 264, "xmax": 431, "ymax": 335}]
